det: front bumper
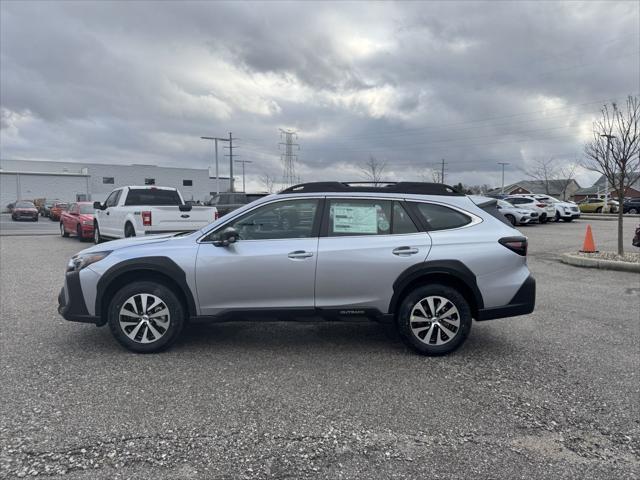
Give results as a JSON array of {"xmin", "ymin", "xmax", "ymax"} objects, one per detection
[
  {"xmin": 58, "ymin": 271, "xmax": 99, "ymax": 324},
  {"xmin": 476, "ymin": 275, "xmax": 536, "ymax": 321}
]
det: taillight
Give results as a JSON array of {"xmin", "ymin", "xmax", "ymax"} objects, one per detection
[
  {"xmin": 142, "ymin": 211, "xmax": 152, "ymax": 226},
  {"xmin": 214, "ymin": 210, "xmax": 219, "ymax": 220},
  {"xmin": 499, "ymin": 236, "xmax": 528, "ymax": 256},
  {"xmin": 536, "ymin": 203, "xmax": 545, "ymax": 208}
]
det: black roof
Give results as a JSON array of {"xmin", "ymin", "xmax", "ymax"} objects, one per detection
[{"xmin": 278, "ymin": 181, "xmax": 463, "ymax": 196}]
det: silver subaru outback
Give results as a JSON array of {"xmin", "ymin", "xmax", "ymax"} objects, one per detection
[{"xmin": 58, "ymin": 182, "xmax": 535, "ymax": 356}]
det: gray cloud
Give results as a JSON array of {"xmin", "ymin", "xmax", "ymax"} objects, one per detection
[{"xmin": 1, "ymin": 0, "xmax": 638, "ymax": 190}]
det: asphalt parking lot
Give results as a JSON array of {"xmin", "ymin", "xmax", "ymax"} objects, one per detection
[{"xmin": 1, "ymin": 218, "xmax": 638, "ymax": 479}]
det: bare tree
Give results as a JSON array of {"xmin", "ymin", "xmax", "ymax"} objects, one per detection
[
  {"xmin": 418, "ymin": 168, "xmax": 441, "ymax": 183},
  {"xmin": 556, "ymin": 162, "xmax": 578, "ymax": 200},
  {"xmin": 527, "ymin": 157, "xmax": 556, "ymax": 194},
  {"xmin": 260, "ymin": 173, "xmax": 276, "ymax": 193},
  {"xmin": 584, "ymin": 95, "xmax": 640, "ymax": 255},
  {"xmin": 360, "ymin": 155, "xmax": 386, "ymax": 186}
]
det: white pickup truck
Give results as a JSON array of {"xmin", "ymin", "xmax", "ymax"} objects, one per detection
[{"xmin": 93, "ymin": 186, "xmax": 218, "ymax": 243}]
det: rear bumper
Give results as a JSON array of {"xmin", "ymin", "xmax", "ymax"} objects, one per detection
[
  {"xmin": 476, "ymin": 275, "xmax": 536, "ymax": 321},
  {"xmin": 58, "ymin": 271, "xmax": 99, "ymax": 324}
]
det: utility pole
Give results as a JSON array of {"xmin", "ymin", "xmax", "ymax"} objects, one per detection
[
  {"xmin": 440, "ymin": 159, "xmax": 447, "ymax": 184},
  {"xmin": 224, "ymin": 132, "xmax": 237, "ymax": 192},
  {"xmin": 234, "ymin": 160, "xmax": 252, "ymax": 193},
  {"xmin": 200, "ymin": 136, "xmax": 229, "ymax": 194},
  {"xmin": 498, "ymin": 162, "xmax": 510, "ymax": 194},
  {"xmin": 279, "ymin": 128, "xmax": 300, "ymax": 188},
  {"xmin": 600, "ymin": 134, "xmax": 616, "ymax": 213}
]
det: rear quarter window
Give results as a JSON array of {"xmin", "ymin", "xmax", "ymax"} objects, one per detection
[{"xmin": 412, "ymin": 203, "xmax": 472, "ymax": 231}]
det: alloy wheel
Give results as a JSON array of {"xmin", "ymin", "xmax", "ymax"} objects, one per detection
[
  {"xmin": 119, "ymin": 293, "xmax": 171, "ymax": 344},
  {"xmin": 409, "ymin": 296, "xmax": 460, "ymax": 346}
]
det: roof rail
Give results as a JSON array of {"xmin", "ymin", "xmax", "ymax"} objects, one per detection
[{"xmin": 278, "ymin": 181, "xmax": 463, "ymax": 196}]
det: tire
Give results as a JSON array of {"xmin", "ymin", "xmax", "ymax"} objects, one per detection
[
  {"xmin": 11, "ymin": 216, "xmax": 16, "ymax": 221},
  {"xmin": 540, "ymin": 214, "xmax": 548, "ymax": 224},
  {"xmin": 630, "ymin": 208, "xmax": 638, "ymax": 214},
  {"xmin": 34, "ymin": 216, "xmax": 38, "ymax": 222},
  {"xmin": 94, "ymin": 222, "xmax": 104, "ymax": 244},
  {"xmin": 77, "ymin": 224, "xmax": 85, "ymax": 241},
  {"xmin": 505, "ymin": 214, "xmax": 516, "ymax": 226},
  {"xmin": 60, "ymin": 222, "xmax": 69, "ymax": 237},
  {"xmin": 396, "ymin": 284, "xmax": 472, "ymax": 356},
  {"xmin": 125, "ymin": 222, "xmax": 136, "ymax": 238},
  {"xmin": 596, "ymin": 207, "xmax": 602, "ymax": 213},
  {"xmin": 107, "ymin": 281, "xmax": 185, "ymax": 353},
  {"xmin": 554, "ymin": 212, "xmax": 560, "ymax": 222}
]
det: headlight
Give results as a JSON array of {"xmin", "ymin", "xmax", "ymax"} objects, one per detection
[
  {"xmin": 67, "ymin": 251, "xmax": 111, "ymax": 272},
  {"xmin": 82, "ymin": 220, "xmax": 93, "ymax": 226}
]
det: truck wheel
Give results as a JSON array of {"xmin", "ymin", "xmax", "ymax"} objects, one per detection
[
  {"xmin": 94, "ymin": 223, "xmax": 104, "ymax": 244},
  {"xmin": 107, "ymin": 281, "xmax": 185, "ymax": 353},
  {"xmin": 505, "ymin": 214, "xmax": 516, "ymax": 226},
  {"xmin": 60, "ymin": 223, "xmax": 69, "ymax": 237},
  {"xmin": 125, "ymin": 223, "xmax": 136, "ymax": 238},
  {"xmin": 396, "ymin": 284, "xmax": 472, "ymax": 356}
]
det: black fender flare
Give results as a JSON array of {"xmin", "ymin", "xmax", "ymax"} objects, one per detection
[
  {"xmin": 388, "ymin": 260, "xmax": 484, "ymax": 315},
  {"xmin": 95, "ymin": 256, "xmax": 197, "ymax": 323}
]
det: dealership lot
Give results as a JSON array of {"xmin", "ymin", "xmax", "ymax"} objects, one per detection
[{"xmin": 1, "ymin": 219, "xmax": 638, "ymax": 479}]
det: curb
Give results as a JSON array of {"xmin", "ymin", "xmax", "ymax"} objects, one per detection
[{"xmin": 560, "ymin": 253, "xmax": 640, "ymax": 273}]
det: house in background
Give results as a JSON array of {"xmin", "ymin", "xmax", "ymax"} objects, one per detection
[
  {"xmin": 573, "ymin": 173, "xmax": 640, "ymax": 202},
  {"xmin": 487, "ymin": 179, "xmax": 581, "ymax": 200}
]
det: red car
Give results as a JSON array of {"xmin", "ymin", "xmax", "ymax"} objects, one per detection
[
  {"xmin": 11, "ymin": 201, "xmax": 39, "ymax": 221},
  {"xmin": 60, "ymin": 202, "xmax": 95, "ymax": 241},
  {"xmin": 49, "ymin": 202, "xmax": 69, "ymax": 221}
]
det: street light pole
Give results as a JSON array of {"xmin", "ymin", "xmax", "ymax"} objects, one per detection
[
  {"xmin": 201, "ymin": 136, "xmax": 230, "ymax": 194},
  {"xmin": 498, "ymin": 162, "xmax": 510, "ymax": 194},
  {"xmin": 600, "ymin": 134, "xmax": 616, "ymax": 214}
]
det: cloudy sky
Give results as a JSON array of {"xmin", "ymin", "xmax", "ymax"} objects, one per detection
[{"xmin": 1, "ymin": 1, "xmax": 639, "ymax": 191}]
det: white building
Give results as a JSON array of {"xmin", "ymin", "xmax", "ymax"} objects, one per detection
[{"xmin": 0, "ymin": 159, "xmax": 230, "ymax": 210}]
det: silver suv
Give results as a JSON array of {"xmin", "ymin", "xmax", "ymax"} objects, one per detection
[{"xmin": 58, "ymin": 182, "xmax": 535, "ymax": 355}]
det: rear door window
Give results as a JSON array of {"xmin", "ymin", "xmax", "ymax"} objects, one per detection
[{"xmin": 327, "ymin": 199, "xmax": 392, "ymax": 236}]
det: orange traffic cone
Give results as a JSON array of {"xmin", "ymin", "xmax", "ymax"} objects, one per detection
[{"xmin": 580, "ymin": 224, "xmax": 598, "ymax": 253}]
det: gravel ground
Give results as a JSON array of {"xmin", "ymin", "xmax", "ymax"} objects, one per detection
[{"xmin": 1, "ymin": 218, "xmax": 639, "ymax": 479}]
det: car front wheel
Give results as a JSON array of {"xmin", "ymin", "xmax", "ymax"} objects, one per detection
[
  {"xmin": 505, "ymin": 214, "xmax": 516, "ymax": 226},
  {"xmin": 397, "ymin": 284, "xmax": 472, "ymax": 356},
  {"xmin": 60, "ymin": 222, "xmax": 69, "ymax": 237},
  {"xmin": 94, "ymin": 223, "xmax": 103, "ymax": 244},
  {"xmin": 107, "ymin": 281, "xmax": 185, "ymax": 353}
]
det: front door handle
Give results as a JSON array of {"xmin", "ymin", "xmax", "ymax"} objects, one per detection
[
  {"xmin": 392, "ymin": 246, "xmax": 419, "ymax": 256},
  {"xmin": 288, "ymin": 250, "xmax": 314, "ymax": 259}
]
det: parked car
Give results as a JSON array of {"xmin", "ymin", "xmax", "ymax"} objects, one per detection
[
  {"xmin": 40, "ymin": 199, "xmax": 63, "ymax": 217},
  {"xmin": 633, "ymin": 225, "xmax": 640, "ymax": 248},
  {"xmin": 93, "ymin": 186, "xmax": 218, "ymax": 242},
  {"xmin": 504, "ymin": 196, "xmax": 550, "ymax": 223},
  {"xmin": 60, "ymin": 202, "xmax": 95, "ymax": 241},
  {"xmin": 506, "ymin": 194, "xmax": 557, "ymax": 222},
  {"xmin": 578, "ymin": 198, "xmax": 619, "ymax": 213},
  {"xmin": 623, "ymin": 198, "xmax": 640, "ymax": 214},
  {"xmin": 58, "ymin": 181, "xmax": 535, "ymax": 355},
  {"xmin": 495, "ymin": 199, "xmax": 539, "ymax": 226},
  {"xmin": 521, "ymin": 194, "xmax": 580, "ymax": 222},
  {"xmin": 49, "ymin": 202, "xmax": 69, "ymax": 221},
  {"xmin": 206, "ymin": 192, "xmax": 269, "ymax": 217},
  {"xmin": 11, "ymin": 201, "xmax": 39, "ymax": 221}
]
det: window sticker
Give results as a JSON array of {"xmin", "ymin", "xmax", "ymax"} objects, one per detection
[{"xmin": 333, "ymin": 205, "xmax": 378, "ymax": 233}]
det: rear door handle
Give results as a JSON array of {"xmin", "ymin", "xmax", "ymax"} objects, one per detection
[
  {"xmin": 288, "ymin": 250, "xmax": 314, "ymax": 259},
  {"xmin": 392, "ymin": 246, "xmax": 419, "ymax": 256}
]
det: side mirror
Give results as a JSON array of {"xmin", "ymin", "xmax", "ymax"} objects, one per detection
[
  {"xmin": 93, "ymin": 201, "xmax": 104, "ymax": 210},
  {"xmin": 179, "ymin": 204, "xmax": 192, "ymax": 212},
  {"xmin": 213, "ymin": 227, "xmax": 239, "ymax": 247}
]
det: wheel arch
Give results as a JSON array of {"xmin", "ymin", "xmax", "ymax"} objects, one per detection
[
  {"xmin": 389, "ymin": 261, "xmax": 484, "ymax": 318},
  {"xmin": 95, "ymin": 257, "xmax": 197, "ymax": 326}
]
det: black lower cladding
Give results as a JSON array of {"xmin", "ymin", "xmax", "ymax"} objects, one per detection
[
  {"xmin": 476, "ymin": 275, "xmax": 536, "ymax": 321},
  {"xmin": 58, "ymin": 271, "xmax": 99, "ymax": 324}
]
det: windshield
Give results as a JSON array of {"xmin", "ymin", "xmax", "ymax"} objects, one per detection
[
  {"xmin": 54, "ymin": 203, "xmax": 68, "ymax": 208},
  {"xmin": 79, "ymin": 204, "xmax": 94, "ymax": 214},
  {"xmin": 16, "ymin": 201, "xmax": 35, "ymax": 208}
]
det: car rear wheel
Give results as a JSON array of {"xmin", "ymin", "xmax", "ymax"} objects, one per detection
[
  {"xmin": 125, "ymin": 223, "xmax": 136, "ymax": 238},
  {"xmin": 630, "ymin": 208, "xmax": 638, "ymax": 214},
  {"xmin": 396, "ymin": 284, "xmax": 472, "ymax": 356},
  {"xmin": 539, "ymin": 214, "xmax": 548, "ymax": 224},
  {"xmin": 596, "ymin": 207, "xmax": 603, "ymax": 213},
  {"xmin": 60, "ymin": 222, "xmax": 69, "ymax": 237},
  {"xmin": 505, "ymin": 214, "xmax": 516, "ymax": 226},
  {"xmin": 107, "ymin": 281, "xmax": 185, "ymax": 353},
  {"xmin": 77, "ymin": 224, "xmax": 85, "ymax": 241}
]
